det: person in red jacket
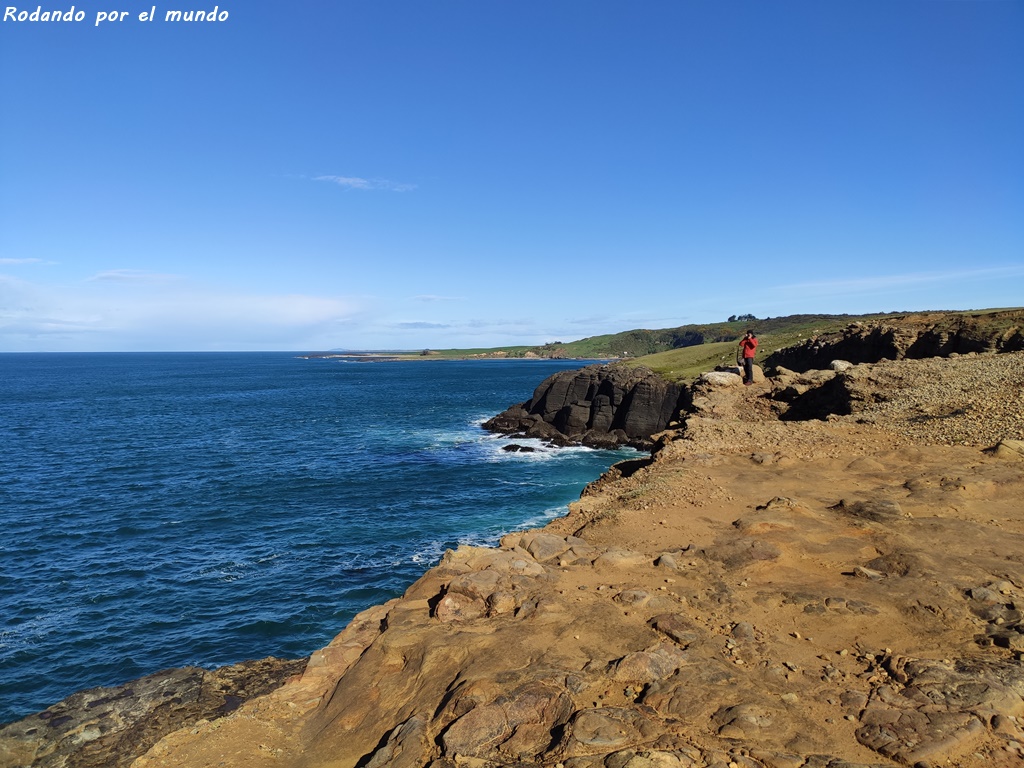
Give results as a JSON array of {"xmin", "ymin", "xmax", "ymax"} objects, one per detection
[{"xmin": 738, "ymin": 330, "xmax": 758, "ymax": 385}]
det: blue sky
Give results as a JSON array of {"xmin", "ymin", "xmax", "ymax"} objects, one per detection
[{"xmin": 2, "ymin": 1, "xmax": 1021, "ymax": 351}]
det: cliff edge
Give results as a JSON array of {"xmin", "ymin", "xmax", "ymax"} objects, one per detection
[{"xmin": 5, "ymin": 350, "xmax": 1024, "ymax": 768}]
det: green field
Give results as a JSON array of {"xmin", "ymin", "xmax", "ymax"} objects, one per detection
[
  {"xmin": 416, "ymin": 313, "xmax": 879, "ymax": 365},
  {"xmin": 620, "ymin": 317, "xmax": 875, "ymax": 380},
  {"xmin": 350, "ymin": 307, "xmax": 1022, "ymax": 383}
]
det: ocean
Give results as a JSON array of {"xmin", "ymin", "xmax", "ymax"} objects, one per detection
[{"xmin": 0, "ymin": 353, "xmax": 632, "ymax": 725}]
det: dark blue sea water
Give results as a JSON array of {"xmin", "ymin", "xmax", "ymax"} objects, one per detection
[{"xmin": 0, "ymin": 353, "xmax": 632, "ymax": 725}]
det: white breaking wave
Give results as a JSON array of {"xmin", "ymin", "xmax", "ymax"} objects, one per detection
[{"xmin": 506, "ymin": 504, "xmax": 571, "ymax": 532}]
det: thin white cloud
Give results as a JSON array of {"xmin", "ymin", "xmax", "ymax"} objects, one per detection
[
  {"xmin": 0, "ymin": 258, "xmax": 47, "ymax": 265},
  {"xmin": 412, "ymin": 294, "xmax": 463, "ymax": 302},
  {"xmin": 0, "ymin": 275, "xmax": 365, "ymax": 351},
  {"xmin": 314, "ymin": 175, "xmax": 416, "ymax": 192},
  {"xmin": 566, "ymin": 313, "xmax": 687, "ymax": 328},
  {"xmin": 777, "ymin": 265, "xmax": 1024, "ymax": 295},
  {"xmin": 87, "ymin": 269, "xmax": 184, "ymax": 284},
  {"xmin": 395, "ymin": 321, "xmax": 451, "ymax": 329}
]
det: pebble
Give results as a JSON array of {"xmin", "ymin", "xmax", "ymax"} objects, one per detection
[{"xmin": 853, "ymin": 353, "xmax": 1024, "ymax": 447}]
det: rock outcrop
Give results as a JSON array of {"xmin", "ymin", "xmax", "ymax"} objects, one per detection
[
  {"xmin": 771, "ymin": 352, "xmax": 1024, "ymax": 448},
  {"xmin": 765, "ymin": 310, "xmax": 1024, "ymax": 373},
  {"xmin": 8, "ymin": 349, "xmax": 1024, "ymax": 768},
  {"xmin": 482, "ymin": 365, "xmax": 685, "ymax": 449},
  {"xmin": 0, "ymin": 657, "xmax": 305, "ymax": 768},
  {"xmin": 40, "ymin": 350, "xmax": 1015, "ymax": 768}
]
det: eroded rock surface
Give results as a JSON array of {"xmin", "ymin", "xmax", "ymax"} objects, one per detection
[
  {"xmin": 0, "ymin": 657, "xmax": 305, "ymax": 768},
  {"xmin": 9, "ymin": 351, "xmax": 1024, "ymax": 768},
  {"xmin": 765, "ymin": 310, "xmax": 1024, "ymax": 372}
]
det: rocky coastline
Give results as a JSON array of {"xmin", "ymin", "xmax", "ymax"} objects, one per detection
[
  {"xmin": 0, "ymin": 659, "xmax": 307, "ymax": 768},
  {"xmin": 4, "ymin": 332, "xmax": 1024, "ymax": 768},
  {"xmin": 482, "ymin": 365, "xmax": 685, "ymax": 450}
]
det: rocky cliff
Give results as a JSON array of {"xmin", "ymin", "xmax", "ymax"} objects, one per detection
[
  {"xmin": 6, "ymin": 348, "xmax": 1024, "ymax": 768},
  {"xmin": 482, "ymin": 365, "xmax": 685, "ymax": 449},
  {"xmin": 765, "ymin": 309, "xmax": 1024, "ymax": 372},
  {"xmin": 138, "ymin": 351, "xmax": 1024, "ymax": 768},
  {"xmin": 483, "ymin": 311, "xmax": 1024, "ymax": 452}
]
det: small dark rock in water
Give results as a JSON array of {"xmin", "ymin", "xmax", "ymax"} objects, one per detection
[{"xmin": 501, "ymin": 444, "xmax": 537, "ymax": 453}]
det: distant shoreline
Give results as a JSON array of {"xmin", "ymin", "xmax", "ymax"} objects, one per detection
[{"xmin": 298, "ymin": 352, "xmax": 621, "ymax": 363}]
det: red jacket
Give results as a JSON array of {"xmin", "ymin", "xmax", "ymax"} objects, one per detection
[{"xmin": 740, "ymin": 336, "xmax": 758, "ymax": 359}]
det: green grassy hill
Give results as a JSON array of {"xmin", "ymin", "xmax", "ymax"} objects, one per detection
[
  {"xmin": 395, "ymin": 308, "xmax": 1022, "ymax": 383},
  {"xmin": 420, "ymin": 313, "xmax": 874, "ymax": 362},
  {"xmin": 620, "ymin": 316, "xmax": 874, "ymax": 380},
  {"xmin": 624, "ymin": 308, "xmax": 1024, "ymax": 381},
  {"xmin": 554, "ymin": 314, "xmax": 874, "ymax": 361}
]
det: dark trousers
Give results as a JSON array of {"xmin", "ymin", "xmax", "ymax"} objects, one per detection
[{"xmin": 743, "ymin": 357, "xmax": 754, "ymax": 383}]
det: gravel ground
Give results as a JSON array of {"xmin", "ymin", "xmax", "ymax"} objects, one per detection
[{"xmin": 846, "ymin": 350, "xmax": 1024, "ymax": 447}]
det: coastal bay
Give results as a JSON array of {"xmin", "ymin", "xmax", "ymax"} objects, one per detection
[
  {"xmin": 4, "ymin": 339, "xmax": 1024, "ymax": 767},
  {"xmin": 118, "ymin": 348, "xmax": 1024, "ymax": 768},
  {"xmin": 0, "ymin": 355, "xmax": 632, "ymax": 725}
]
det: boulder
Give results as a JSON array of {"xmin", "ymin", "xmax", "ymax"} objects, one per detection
[
  {"xmin": 608, "ymin": 643, "xmax": 689, "ymax": 682},
  {"xmin": 698, "ymin": 371, "xmax": 742, "ymax": 389},
  {"xmin": 523, "ymin": 532, "xmax": 572, "ymax": 563},
  {"xmin": 993, "ymin": 439, "xmax": 1024, "ymax": 459},
  {"xmin": 502, "ymin": 443, "xmax": 537, "ymax": 453},
  {"xmin": 483, "ymin": 365, "xmax": 683, "ymax": 449},
  {"xmin": 440, "ymin": 682, "xmax": 574, "ymax": 760},
  {"xmin": 649, "ymin": 614, "xmax": 702, "ymax": 647},
  {"xmin": 434, "ymin": 591, "xmax": 486, "ymax": 623},
  {"xmin": 560, "ymin": 708, "xmax": 663, "ymax": 756},
  {"xmin": 712, "ymin": 702, "xmax": 780, "ymax": 739}
]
